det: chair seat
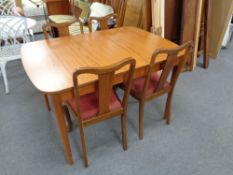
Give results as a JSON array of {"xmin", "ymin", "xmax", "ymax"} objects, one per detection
[
  {"xmin": 131, "ymin": 73, "xmax": 170, "ymax": 99},
  {"xmin": 68, "ymin": 91, "xmax": 122, "ymax": 120},
  {"xmin": 49, "ymin": 15, "xmax": 76, "ymax": 23}
]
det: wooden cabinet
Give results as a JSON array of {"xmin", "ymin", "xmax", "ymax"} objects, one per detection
[{"xmin": 45, "ymin": 0, "xmax": 70, "ymax": 15}]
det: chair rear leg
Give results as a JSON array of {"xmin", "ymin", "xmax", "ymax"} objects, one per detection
[
  {"xmin": 121, "ymin": 113, "xmax": 127, "ymax": 150},
  {"xmin": 79, "ymin": 123, "xmax": 89, "ymax": 168},
  {"xmin": 0, "ymin": 62, "xmax": 9, "ymax": 94},
  {"xmin": 139, "ymin": 101, "xmax": 145, "ymax": 140},
  {"xmin": 164, "ymin": 91, "xmax": 174, "ymax": 125},
  {"xmin": 63, "ymin": 106, "xmax": 72, "ymax": 132}
]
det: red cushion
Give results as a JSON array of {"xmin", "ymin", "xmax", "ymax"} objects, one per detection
[
  {"xmin": 131, "ymin": 73, "xmax": 170, "ymax": 98},
  {"xmin": 68, "ymin": 91, "xmax": 122, "ymax": 120}
]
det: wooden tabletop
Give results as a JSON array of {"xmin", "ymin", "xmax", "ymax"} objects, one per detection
[{"xmin": 21, "ymin": 27, "xmax": 178, "ymax": 94}]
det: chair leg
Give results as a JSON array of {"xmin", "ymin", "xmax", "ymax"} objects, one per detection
[
  {"xmin": 121, "ymin": 113, "xmax": 127, "ymax": 150},
  {"xmin": 43, "ymin": 94, "xmax": 51, "ymax": 111},
  {"xmin": 79, "ymin": 123, "xmax": 88, "ymax": 168},
  {"xmin": 63, "ymin": 106, "xmax": 72, "ymax": 132},
  {"xmin": 0, "ymin": 62, "xmax": 9, "ymax": 94},
  {"xmin": 164, "ymin": 91, "xmax": 174, "ymax": 125},
  {"xmin": 139, "ymin": 101, "xmax": 145, "ymax": 140}
]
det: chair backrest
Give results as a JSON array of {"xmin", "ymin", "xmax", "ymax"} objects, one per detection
[
  {"xmin": 43, "ymin": 21, "xmax": 82, "ymax": 39},
  {"xmin": 141, "ymin": 41, "xmax": 193, "ymax": 98},
  {"xmin": 70, "ymin": 0, "xmax": 83, "ymax": 19},
  {"xmin": 88, "ymin": 0, "xmax": 127, "ymax": 26},
  {"xmin": 0, "ymin": 16, "xmax": 29, "ymax": 59},
  {"xmin": 88, "ymin": 13, "xmax": 117, "ymax": 32},
  {"xmin": 72, "ymin": 57, "xmax": 135, "ymax": 118},
  {"xmin": 0, "ymin": 0, "xmax": 19, "ymax": 15},
  {"xmin": 108, "ymin": 0, "xmax": 127, "ymax": 26}
]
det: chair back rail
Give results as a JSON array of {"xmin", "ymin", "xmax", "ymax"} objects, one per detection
[
  {"xmin": 88, "ymin": 13, "xmax": 117, "ymax": 31},
  {"xmin": 72, "ymin": 57, "xmax": 136, "ymax": 118},
  {"xmin": 42, "ymin": 21, "xmax": 84, "ymax": 39}
]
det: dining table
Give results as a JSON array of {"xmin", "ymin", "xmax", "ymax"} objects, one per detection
[{"xmin": 21, "ymin": 26, "xmax": 179, "ymax": 165}]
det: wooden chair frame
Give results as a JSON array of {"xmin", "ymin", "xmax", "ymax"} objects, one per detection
[
  {"xmin": 66, "ymin": 57, "xmax": 135, "ymax": 167},
  {"xmin": 132, "ymin": 41, "xmax": 193, "ymax": 140},
  {"xmin": 43, "ymin": 22, "xmax": 70, "ymax": 39},
  {"xmin": 42, "ymin": 21, "xmax": 84, "ymax": 39},
  {"xmin": 47, "ymin": 0, "xmax": 83, "ymax": 37},
  {"xmin": 88, "ymin": 13, "xmax": 117, "ymax": 32}
]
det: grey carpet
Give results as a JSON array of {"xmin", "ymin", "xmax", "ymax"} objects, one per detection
[{"xmin": 0, "ymin": 38, "xmax": 233, "ymax": 175}]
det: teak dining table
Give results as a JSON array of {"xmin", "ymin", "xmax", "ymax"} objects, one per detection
[{"xmin": 21, "ymin": 27, "xmax": 178, "ymax": 165}]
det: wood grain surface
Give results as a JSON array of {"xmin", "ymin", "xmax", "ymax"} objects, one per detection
[{"xmin": 21, "ymin": 27, "xmax": 178, "ymax": 94}]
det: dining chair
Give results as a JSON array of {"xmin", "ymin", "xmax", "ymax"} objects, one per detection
[
  {"xmin": 128, "ymin": 41, "xmax": 192, "ymax": 140},
  {"xmin": 64, "ymin": 58, "xmax": 135, "ymax": 167},
  {"xmin": 88, "ymin": 0, "xmax": 127, "ymax": 26},
  {"xmin": 108, "ymin": 0, "xmax": 127, "ymax": 27},
  {"xmin": 42, "ymin": 21, "xmax": 84, "ymax": 39},
  {"xmin": 47, "ymin": 0, "xmax": 85, "ymax": 36},
  {"xmin": 0, "ymin": 16, "xmax": 30, "ymax": 93},
  {"xmin": 88, "ymin": 13, "xmax": 117, "ymax": 32},
  {"xmin": 48, "ymin": 0, "xmax": 81, "ymax": 23}
]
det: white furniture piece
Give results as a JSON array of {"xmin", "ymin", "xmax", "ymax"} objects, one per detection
[
  {"xmin": 222, "ymin": 15, "xmax": 233, "ymax": 47},
  {"xmin": 22, "ymin": 0, "xmax": 48, "ymax": 33},
  {"xmin": 0, "ymin": 16, "xmax": 36, "ymax": 93},
  {"xmin": 0, "ymin": 0, "xmax": 19, "ymax": 15}
]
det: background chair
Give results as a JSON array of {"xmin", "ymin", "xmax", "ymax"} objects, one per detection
[
  {"xmin": 64, "ymin": 58, "xmax": 135, "ymax": 167},
  {"xmin": 88, "ymin": 0, "xmax": 127, "ymax": 26},
  {"xmin": 47, "ymin": 0, "xmax": 84, "ymax": 36},
  {"xmin": 128, "ymin": 41, "xmax": 192, "ymax": 140},
  {"xmin": 48, "ymin": 0, "xmax": 81, "ymax": 23},
  {"xmin": 42, "ymin": 21, "xmax": 83, "ymax": 39},
  {"xmin": 88, "ymin": 13, "xmax": 117, "ymax": 32},
  {"xmin": 0, "ymin": 16, "xmax": 30, "ymax": 93},
  {"xmin": 108, "ymin": 0, "xmax": 127, "ymax": 27}
]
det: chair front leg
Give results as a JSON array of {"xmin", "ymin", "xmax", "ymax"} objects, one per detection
[
  {"xmin": 79, "ymin": 122, "xmax": 89, "ymax": 168},
  {"xmin": 164, "ymin": 90, "xmax": 174, "ymax": 125},
  {"xmin": 139, "ymin": 101, "xmax": 145, "ymax": 140},
  {"xmin": 121, "ymin": 112, "xmax": 127, "ymax": 150}
]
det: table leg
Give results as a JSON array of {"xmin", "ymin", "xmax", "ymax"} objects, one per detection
[{"xmin": 50, "ymin": 94, "xmax": 73, "ymax": 165}]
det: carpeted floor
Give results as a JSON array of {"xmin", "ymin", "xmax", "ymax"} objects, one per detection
[{"xmin": 0, "ymin": 37, "xmax": 233, "ymax": 175}]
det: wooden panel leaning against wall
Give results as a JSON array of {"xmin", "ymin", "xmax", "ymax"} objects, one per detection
[
  {"xmin": 124, "ymin": 0, "xmax": 152, "ymax": 31},
  {"xmin": 209, "ymin": 0, "xmax": 233, "ymax": 58},
  {"xmin": 164, "ymin": 0, "xmax": 204, "ymax": 71}
]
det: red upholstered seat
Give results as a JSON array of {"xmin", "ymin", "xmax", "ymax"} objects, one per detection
[
  {"xmin": 131, "ymin": 73, "xmax": 170, "ymax": 98},
  {"xmin": 68, "ymin": 91, "xmax": 122, "ymax": 120}
]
